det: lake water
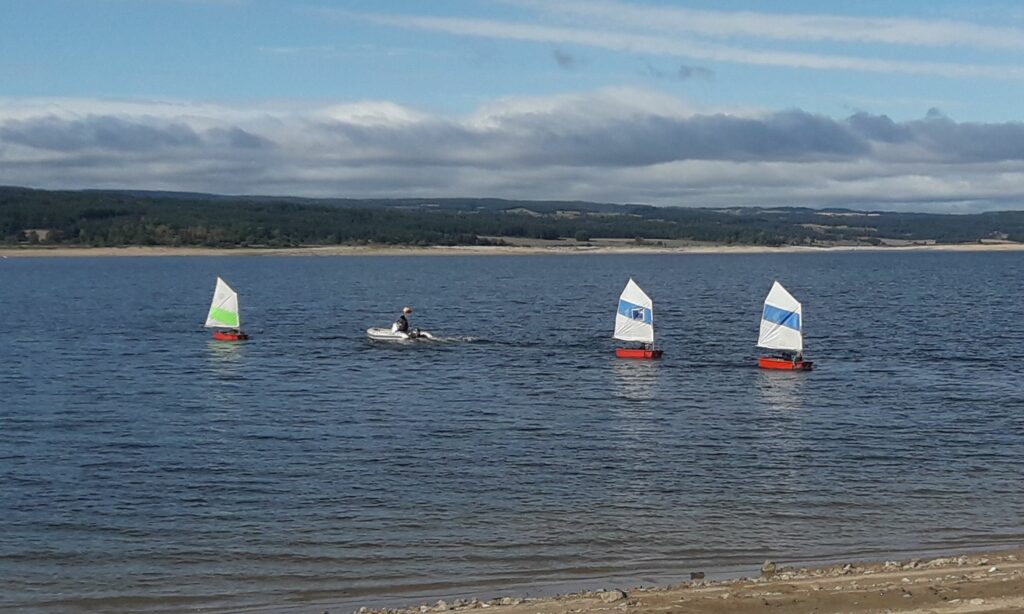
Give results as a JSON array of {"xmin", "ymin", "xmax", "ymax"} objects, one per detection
[{"xmin": 1, "ymin": 252, "xmax": 1023, "ymax": 612}]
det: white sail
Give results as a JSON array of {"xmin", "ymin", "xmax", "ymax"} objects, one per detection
[
  {"xmin": 205, "ymin": 277, "xmax": 241, "ymax": 329},
  {"xmin": 614, "ymin": 278, "xmax": 655, "ymax": 344},
  {"xmin": 757, "ymin": 281, "xmax": 802, "ymax": 352}
]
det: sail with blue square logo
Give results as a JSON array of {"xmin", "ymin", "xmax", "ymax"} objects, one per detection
[{"xmin": 614, "ymin": 278, "xmax": 655, "ymax": 344}]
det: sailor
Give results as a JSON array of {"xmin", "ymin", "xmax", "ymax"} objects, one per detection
[{"xmin": 393, "ymin": 306, "xmax": 412, "ymax": 333}]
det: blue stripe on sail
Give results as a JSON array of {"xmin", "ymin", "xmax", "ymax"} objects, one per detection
[
  {"xmin": 618, "ymin": 300, "xmax": 652, "ymax": 324},
  {"xmin": 762, "ymin": 304, "xmax": 800, "ymax": 331}
]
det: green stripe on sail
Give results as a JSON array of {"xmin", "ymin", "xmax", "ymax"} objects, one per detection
[{"xmin": 209, "ymin": 306, "xmax": 239, "ymax": 327}]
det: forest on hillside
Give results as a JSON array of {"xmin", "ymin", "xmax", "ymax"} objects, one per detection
[{"xmin": 2, "ymin": 186, "xmax": 1023, "ymax": 248}]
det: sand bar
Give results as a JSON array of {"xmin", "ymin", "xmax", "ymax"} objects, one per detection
[
  {"xmin": 2, "ymin": 242, "xmax": 1024, "ymax": 258},
  {"xmin": 337, "ymin": 549, "xmax": 1024, "ymax": 614}
]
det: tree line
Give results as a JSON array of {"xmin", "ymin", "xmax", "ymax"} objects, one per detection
[{"xmin": 2, "ymin": 186, "xmax": 1023, "ymax": 248}]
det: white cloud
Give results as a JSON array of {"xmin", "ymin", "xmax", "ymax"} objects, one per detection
[
  {"xmin": 510, "ymin": 0, "xmax": 1024, "ymax": 50},
  {"xmin": 327, "ymin": 9, "xmax": 1024, "ymax": 79},
  {"xmin": 467, "ymin": 87, "xmax": 706, "ymax": 129},
  {"xmin": 316, "ymin": 101, "xmax": 430, "ymax": 126}
]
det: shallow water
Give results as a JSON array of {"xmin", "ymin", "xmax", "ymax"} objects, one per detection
[{"xmin": 1, "ymin": 252, "xmax": 1023, "ymax": 612}]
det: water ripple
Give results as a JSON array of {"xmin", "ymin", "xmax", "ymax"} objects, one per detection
[{"xmin": 0, "ymin": 252, "xmax": 1022, "ymax": 612}]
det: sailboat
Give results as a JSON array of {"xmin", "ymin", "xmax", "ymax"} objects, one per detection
[
  {"xmin": 757, "ymin": 281, "xmax": 812, "ymax": 370},
  {"xmin": 614, "ymin": 278, "xmax": 663, "ymax": 359},
  {"xmin": 205, "ymin": 277, "xmax": 249, "ymax": 341}
]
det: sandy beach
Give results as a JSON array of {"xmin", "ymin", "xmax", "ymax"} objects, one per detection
[
  {"xmin": 342, "ymin": 549, "xmax": 1024, "ymax": 614},
  {"xmin": 2, "ymin": 241, "xmax": 1024, "ymax": 258}
]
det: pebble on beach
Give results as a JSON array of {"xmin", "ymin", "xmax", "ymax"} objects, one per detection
[{"xmin": 599, "ymin": 590, "xmax": 627, "ymax": 603}]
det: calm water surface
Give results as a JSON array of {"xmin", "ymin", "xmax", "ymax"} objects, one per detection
[{"xmin": 1, "ymin": 252, "xmax": 1023, "ymax": 612}]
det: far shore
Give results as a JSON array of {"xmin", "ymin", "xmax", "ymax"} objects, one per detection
[
  {"xmin": 2, "ymin": 241, "xmax": 1024, "ymax": 258},
  {"xmin": 328, "ymin": 548, "xmax": 1024, "ymax": 614}
]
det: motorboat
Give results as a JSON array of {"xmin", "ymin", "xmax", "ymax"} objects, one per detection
[{"xmin": 366, "ymin": 327, "xmax": 436, "ymax": 341}]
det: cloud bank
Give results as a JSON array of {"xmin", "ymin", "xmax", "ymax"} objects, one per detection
[{"xmin": 2, "ymin": 91, "xmax": 1024, "ymax": 212}]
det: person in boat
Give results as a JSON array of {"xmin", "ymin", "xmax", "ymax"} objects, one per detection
[
  {"xmin": 392, "ymin": 306, "xmax": 413, "ymax": 333},
  {"xmin": 792, "ymin": 351, "xmax": 803, "ymax": 365}
]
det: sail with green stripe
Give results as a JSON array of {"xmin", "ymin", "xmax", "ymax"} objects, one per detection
[{"xmin": 205, "ymin": 277, "xmax": 241, "ymax": 329}]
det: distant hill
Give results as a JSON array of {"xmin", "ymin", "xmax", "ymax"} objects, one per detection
[{"xmin": 2, "ymin": 186, "xmax": 1023, "ymax": 248}]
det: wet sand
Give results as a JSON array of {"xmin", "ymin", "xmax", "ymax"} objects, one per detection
[
  {"xmin": 2, "ymin": 242, "xmax": 1024, "ymax": 257},
  {"xmin": 342, "ymin": 549, "xmax": 1024, "ymax": 614}
]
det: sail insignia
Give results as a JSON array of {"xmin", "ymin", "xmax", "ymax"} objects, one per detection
[{"xmin": 613, "ymin": 278, "xmax": 655, "ymax": 344}]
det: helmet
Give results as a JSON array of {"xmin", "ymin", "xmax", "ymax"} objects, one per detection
[{"xmin": 403, "ymin": 306, "xmax": 413, "ymax": 314}]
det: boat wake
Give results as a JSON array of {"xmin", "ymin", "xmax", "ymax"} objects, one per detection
[
  {"xmin": 430, "ymin": 335, "xmax": 483, "ymax": 343},
  {"xmin": 365, "ymin": 330, "xmax": 484, "ymax": 345}
]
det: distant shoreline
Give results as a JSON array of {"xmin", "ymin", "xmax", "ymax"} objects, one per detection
[{"xmin": 2, "ymin": 242, "xmax": 1024, "ymax": 257}]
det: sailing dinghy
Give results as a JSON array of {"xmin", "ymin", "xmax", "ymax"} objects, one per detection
[
  {"xmin": 614, "ymin": 278, "xmax": 663, "ymax": 359},
  {"xmin": 757, "ymin": 281, "xmax": 811, "ymax": 370},
  {"xmin": 206, "ymin": 277, "xmax": 249, "ymax": 341}
]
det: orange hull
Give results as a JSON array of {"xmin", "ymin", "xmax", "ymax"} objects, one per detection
[
  {"xmin": 758, "ymin": 356, "xmax": 812, "ymax": 371},
  {"xmin": 213, "ymin": 330, "xmax": 249, "ymax": 342},
  {"xmin": 616, "ymin": 347, "xmax": 663, "ymax": 360}
]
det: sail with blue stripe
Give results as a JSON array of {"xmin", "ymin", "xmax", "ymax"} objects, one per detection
[
  {"xmin": 614, "ymin": 278, "xmax": 655, "ymax": 344},
  {"xmin": 757, "ymin": 281, "xmax": 803, "ymax": 352}
]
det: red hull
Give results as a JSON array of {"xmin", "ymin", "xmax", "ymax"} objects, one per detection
[
  {"xmin": 758, "ymin": 356, "xmax": 812, "ymax": 371},
  {"xmin": 616, "ymin": 347, "xmax": 663, "ymax": 360},
  {"xmin": 212, "ymin": 330, "xmax": 249, "ymax": 342}
]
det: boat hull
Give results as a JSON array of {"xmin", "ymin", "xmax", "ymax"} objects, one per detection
[
  {"xmin": 212, "ymin": 330, "xmax": 248, "ymax": 342},
  {"xmin": 616, "ymin": 347, "xmax": 663, "ymax": 360},
  {"xmin": 758, "ymin": 356, "xmax": 812, "ymax": 371},
  {"xmin": 367, "ymin": 327, "xmax": 436, "ymax": 342}
]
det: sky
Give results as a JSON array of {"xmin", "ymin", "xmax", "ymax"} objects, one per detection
[{"xmin": 2, "ymin": 1, "xmax": 1024, "ymax": 212}]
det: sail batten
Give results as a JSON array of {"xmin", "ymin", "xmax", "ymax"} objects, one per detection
[
  {"xmin": 757, "ymin": 281, "xmax": 802, "ymax": 352},
  {"xmin": 205, "ymin": 277, "xmax": 241, "ymax": 329},
  {"xmin": 613, "ymin": 278, "xmax": 655, "ymax": 344}
]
